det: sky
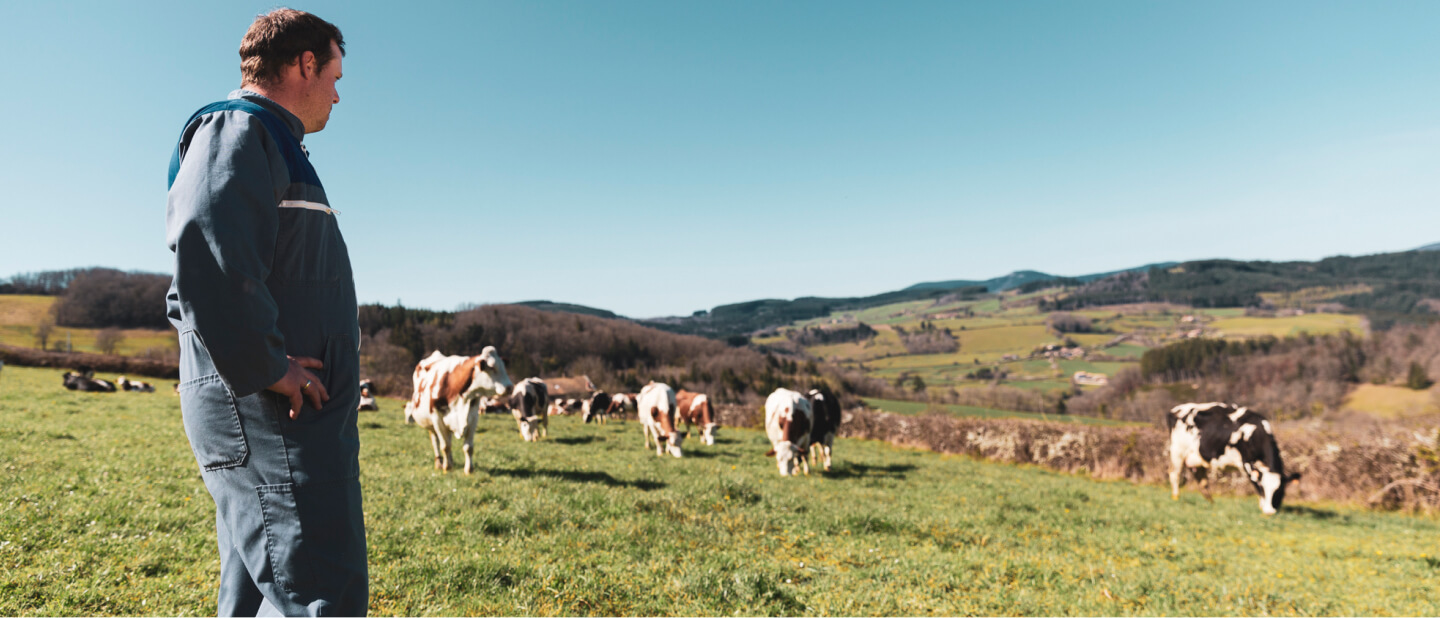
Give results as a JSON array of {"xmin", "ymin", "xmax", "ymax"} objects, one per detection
[{"xmin": 1, "ymin": 1, "xmax": 1438, "ymax": 318}]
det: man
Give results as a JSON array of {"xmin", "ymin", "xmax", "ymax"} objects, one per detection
[{"xmin": 166, "ymin": 9, "xmax": 366, "ymax": 616}]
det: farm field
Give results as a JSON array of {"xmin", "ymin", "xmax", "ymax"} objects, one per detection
[
  {"xmin": 764, "ymin": 291, "xmax": 1373, "ymax": 395},
  {"xmin": 0, "ymin": 295, "xmax": 175, "ymax": 356},
  {"xmin": 861, "ymin": 397, "xmax": 1140, "ymax": 427},
  {"xmin": 1342, "ymin": 383, "xmax": 1439, "ymax": 418},
  {"xmin": 3, "ymin": 365, "xmax": 1439, "ymax": 615}
]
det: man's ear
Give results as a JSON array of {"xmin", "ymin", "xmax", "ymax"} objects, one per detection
[{"xmin": 299, "ymin": 50, "xmax": 317, "ymax": 79}]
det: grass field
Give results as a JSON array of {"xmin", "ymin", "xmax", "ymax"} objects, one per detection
[
  {"xmin": 1342, "ymin": 383, "xmax": 1439, "ymax": 418},
  {"xmin": 1208, "ymin": 314, "xmax": 1366, "ymax": 339},
  {"xmin": 0, "ymin": 295, "xmax": 176, "ymax": 356},
  {"xmin": 861, "ymin": 397, "xmax": 1139, "ymax": 427},
  {"xmin": 4, "ymin": 364, "xmax": 1440, "ymax": 615}
]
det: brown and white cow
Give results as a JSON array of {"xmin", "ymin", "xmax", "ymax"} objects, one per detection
[
  {"xmin": 583, "ymin": 391, "xmax": 613, "ymax": 424},
  {"xmin": 675, "ymin": 389, "xmax": 719, "ymax": 446},
  {"xmin": 764, "ymin": 388, "xmax": 813, "ymax": 476},
  {"xmin": 403, "ymin": 347, "xmax": 513, "ymax": 474},
  {"xmin": 1168, "ymin": 402, "xmax": 1301, "ymax": 514},
  {"xmin": 806, "ymin": 388, "xmax": 842, "ymax": 471},
  {"xmin": 607, "ymin": 392, "xmax": 638, "ymax": 419},
  {"xmin": 510, "ymin": 378, "xmax": 549, "ymax": 442},
  {"xmin": 638, "ymin": 382, "xmax": 684, "ymax": 457}
]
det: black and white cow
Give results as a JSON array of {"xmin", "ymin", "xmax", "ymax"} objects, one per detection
[
  {"xmin": 583, "ymin": 391, "xmax": 612, "ymax": 424},
  {"xmin": 117, "ymin": 376, "xmax": 155, "ymax": 392},
  {"xmin": 63, "ymin": 370, "xmax": 116, "ymax": 393},
  {"xmin": 1168, "ymin": 402, "xmax": 1300, "ymax": 514},
  {"xmin": 806, "ymin": 388, "xmax": 842, "ymax": 471},
  {"xmin": 509, "ymin": 378, "xmax": 549, "ymax": 442},
  {"xmin": 357, "ymin": 379, "xmax": 379, "ymax": 411}
]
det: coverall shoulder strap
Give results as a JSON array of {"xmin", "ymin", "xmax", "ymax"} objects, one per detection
[{"xmin": 167, "ymin": 99, "xmax": 320, "ymax": 190}]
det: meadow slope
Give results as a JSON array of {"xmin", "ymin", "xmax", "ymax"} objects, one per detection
[{"xmin": 1, "ymin": 365, "xmax": 1438, "ymax": 615}]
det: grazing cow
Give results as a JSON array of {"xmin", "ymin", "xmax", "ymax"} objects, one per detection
[
  {"xmin": 357, "ymin": 379, "xmax": 379, "ymax": 411},
  {"xmin": 583, "ymin": 391, "xmax": 612, "ymax": 424},
  {"xmin": 1168, "ymin": 402, "xmax": 1301, "ymax": 514},
  {"xmin": 403, "ymin": 347, "xmax": 514, "ymax": 474},
  {"xmin": 564, "ymin": 398, "xmax": 582, "ymax": 413},
  {"xmin": 607, "ymin": 392, "xmax": 638, "ymax": 420},
  {"xmin": 510, "ymin": 378, "xmax": 549, "ymax": 442},
  {"xmin": 806, "ymin": 388, "xmax": 842, "ymax": 471},
  {"xmin": 675, "ymin": 389, "xmax": 719, "ymax": 446},
  {"xmin": 764, "ymin": 388, "xmax": 813, "ymax": 477},
  {"xmin": 547, "ymin": 399, "xmax": 566, "ymax": 418},
  {"xmin": 480, "ymin": 396, "xmax": 510, "ymax": 415},
  {"xmin": 117, "ymin": 376, "xmax": 156, "ymax": 393},
  {"xmin": 638, "ymin": 382, "xmax": 684, "ymax": 457},
  {"xmin": 62, "ymin": 370, "xmax": 116, "ymax": 393}
]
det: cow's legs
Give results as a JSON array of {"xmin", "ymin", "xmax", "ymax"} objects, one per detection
[
  {"xmin": 1168, "ymin": 451, "xmax": 1184, "ymax": 500},
  {"xmin": 541, "ymin": 417, "xmax": 548, "ymax": 439},
  {"xmin": 1195, "ymin": 468, "xmax": 1213, "ymax": 503},
  {"xmin": 437, "ymin": 427, "xmax": 454, "ymax": 472},
  {"xmin": 462, "ymin": 425, "xmax": 476, "ymax": 475},
  {"xmin": 820, "ymin": 438, "xmax": 833, "ymax": 471},
  {"xmin": 800, "ymin": 449, "xmax": 811, "ymax": 476},
  {"xmin": 427, "ymin": 428, "xmax": 443, "ymax": 469}
]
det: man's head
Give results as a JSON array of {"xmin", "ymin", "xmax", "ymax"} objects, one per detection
[{"xmin": 239, "ymin": 9, "xmax": 345, "ymax": 133}]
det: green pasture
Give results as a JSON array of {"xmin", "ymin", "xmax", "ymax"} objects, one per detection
[
  {"xmin": 861, "ymin": 397, "xmax": 1139, "ymax": 427},
  {"xmin": 0, "ymin": 295, "xmax": 176, "ymax": 356},
  {"xmin": 1209, "ymin": 314, "xmax": 1366, "ymax": 339},
  {"xmin": 1101, "ymin": 343, "xmax": 1149, "ymax": 359},
  {"xmin": 2, "ymin": 365, "xmax": 1439, "ymax": 615}
]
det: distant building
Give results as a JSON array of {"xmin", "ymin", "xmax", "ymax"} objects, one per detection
[
  {"xmin": 1073, "ymin": 371, "xmax": 1109, "ymax": 386},
  {"xmin": 542, "ymin": 375, "xmax": 597, "ymax": 396}
]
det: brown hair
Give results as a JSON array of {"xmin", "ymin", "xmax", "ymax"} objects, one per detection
[{"xmin": 239, "ymin": 8, "xmax": 345, "ymax": 87}]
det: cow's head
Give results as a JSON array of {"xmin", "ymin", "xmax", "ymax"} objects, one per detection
[
  {"xmin": 766, "ymin": 441, "xmax": 805, "ymax": 476},
  {"xmin": 518, "ymin": 416, "xmax": 542, "ymax": 442},
  {"xmin": 702, "ymin": 422, "xmax": 719, "ymax": 446},
  {"xmin": 470, "ymin": 346, "xmax": 513, "ymax": 396},
  {"xmin": 1260, "ymin": 471, "xmax": 1302, "ymax": 515}
]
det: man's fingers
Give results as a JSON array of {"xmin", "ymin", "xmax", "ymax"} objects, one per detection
[
  {"xmin": 292, "ymin": 356, "xmax": 325, "ymax": 370},
  {"xmin": 289, "ymin": 392, "xmax": 303, "ymax": 420}
]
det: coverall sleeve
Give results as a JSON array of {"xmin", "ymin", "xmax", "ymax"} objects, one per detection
[{"xmin": 166, "ymin": 111, "xmax": 290, "ymax": 397}]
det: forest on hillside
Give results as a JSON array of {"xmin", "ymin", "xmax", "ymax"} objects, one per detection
[{"xmin": 357, "ymin": 303, "xmax": 897, "ymax": 405}]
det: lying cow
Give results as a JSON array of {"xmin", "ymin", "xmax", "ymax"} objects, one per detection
[
  {"xmin": 117, "ymin": 376, "xmax": 155, "ymax": 393},
  {"xmin": 62, "ymin": 370, "xmax": 116, "ymax": 393},
  {"xmin": 806, "ymin": 388, "xmax": 842, "ymax": 471},
  {"xmin": 765, "ymin": 388, "xmax": 813, "ymax": 476},
  {"xmin": 510, "ymin": 378, "xmax": 549, "ymax": 442},
  {"xmin": 357, "ymin": 379, "xmax": 379, "ymax": 411},
  {"xmin": 638, "ymin": 382, "xmax": 684, "ymax": 457},
  {"xmin": 583, "ymin": 391, "xmax": 612, "ymax": 424},
  {"xmin": 1168, "ymin": 402, "xmax": 1300, "ymax": 514},
  {"xmin": 403, "ymin": 347, "xmax": 513, "ymax": 474},
  {"xmin": 675, "ymin": 389, "xmax": 719, "ymax": 446}
]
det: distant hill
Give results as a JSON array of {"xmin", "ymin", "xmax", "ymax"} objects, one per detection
[
  {"xmin": 905, "ymin": 263, "xmax": 1178, "ymax": 293},
  {"xmin": 1415, "ymin": 242, "xmax": 1440, "ymax": 252},
  {"xmin": 513, "ymin": 301, "xmax": 621, "ymax": 320},
  {"xmin": 1046, "ymin": 250, "xmax": 1440, "ymax": 328},
  {"xmin": 643, "ymin": 286, "xmax": 989, "ymax": 341}
]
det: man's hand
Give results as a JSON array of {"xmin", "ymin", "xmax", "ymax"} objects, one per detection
[{"xmin": 267, "ymin": 356, "xmax": 330, "ymax": 419}]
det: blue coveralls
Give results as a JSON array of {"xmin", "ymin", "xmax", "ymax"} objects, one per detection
[{"xmin": 166, "ymin": 90, "xmax": 367, "ymax": 616}]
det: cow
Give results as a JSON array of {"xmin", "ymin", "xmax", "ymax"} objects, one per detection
[
  {"xmin": 675, "ymin": 389, "xmax": 719, "ymax": 446},
  {"xmin": 607, "ymin": 392, "xmax": 638, "ymax": 420},
  {"xmin": 403, "ymin": 347, "xmax": 514, "ymax": 474},
  {"xmin": 564, "ymin": 398, "xmax": 582, "ymax": 413},
  {"xmin": 764, "ymin": 388, "xmax": 813, "ymax": 477},
  {"xmin": 357, "ymin": 379, "xmax": 379, "ymax": 411},
  {"xmin": 117, "ymin": 376, "xmax": 156, "ymax": 393},
  {"xmin": 806, "ymin": 388, "xmax": 842, "ymax": 471},
  {"xmin": 583, "ymin": 391, "xmax": 612, "ymax": 424},
  {"xmin": 510, "ymin": 378, "xmax": 549, "ymax": 442},
  {"xmin": 480, "ymin": 396, "xmax": 510, "ymax": 415},
  {"xmin": 62, "ymin": 370, "xmax": 116, "ymax": 393},
  {"xmin": 1167, "ymin": 402, "xmax": 1301, "ymax": 515},
  {"xmin": 637, "ymin": 382, "xmax": 684, "ymax": 457}
]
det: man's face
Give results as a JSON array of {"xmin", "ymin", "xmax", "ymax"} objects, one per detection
[{"xmin": 302, "ymin": 40, "xmax": 343, "ymax": 133}]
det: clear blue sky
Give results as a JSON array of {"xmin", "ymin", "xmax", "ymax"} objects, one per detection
[{"xmin": 2, "ymin": 1, "xmax": 1438, "ymax": 317}]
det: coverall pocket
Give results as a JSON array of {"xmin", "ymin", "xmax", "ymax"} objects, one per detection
[
  {"xmin": 178, "ymin": 374, "xmax": 248, "ymax": 470},
  {"xmin": 321, "ymin": 333, "xmax": 358, "ymax": 411},
  {"xmin": 255, "ymin": 483, "xmax": 309, "ymax": 594}
]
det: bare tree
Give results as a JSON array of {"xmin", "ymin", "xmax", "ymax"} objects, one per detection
[
  {"xmin": 34, "ymin": 318, "xmax": 54, "ymax": 350},
  {"xmin": 95, "ymin": 328, "xmax": 125, "ymax": 355}
]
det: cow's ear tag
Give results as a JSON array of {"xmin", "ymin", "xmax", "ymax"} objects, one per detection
[{"xmin": 765, "ymin": 449, "xmax": 776, "ymax": 457}]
